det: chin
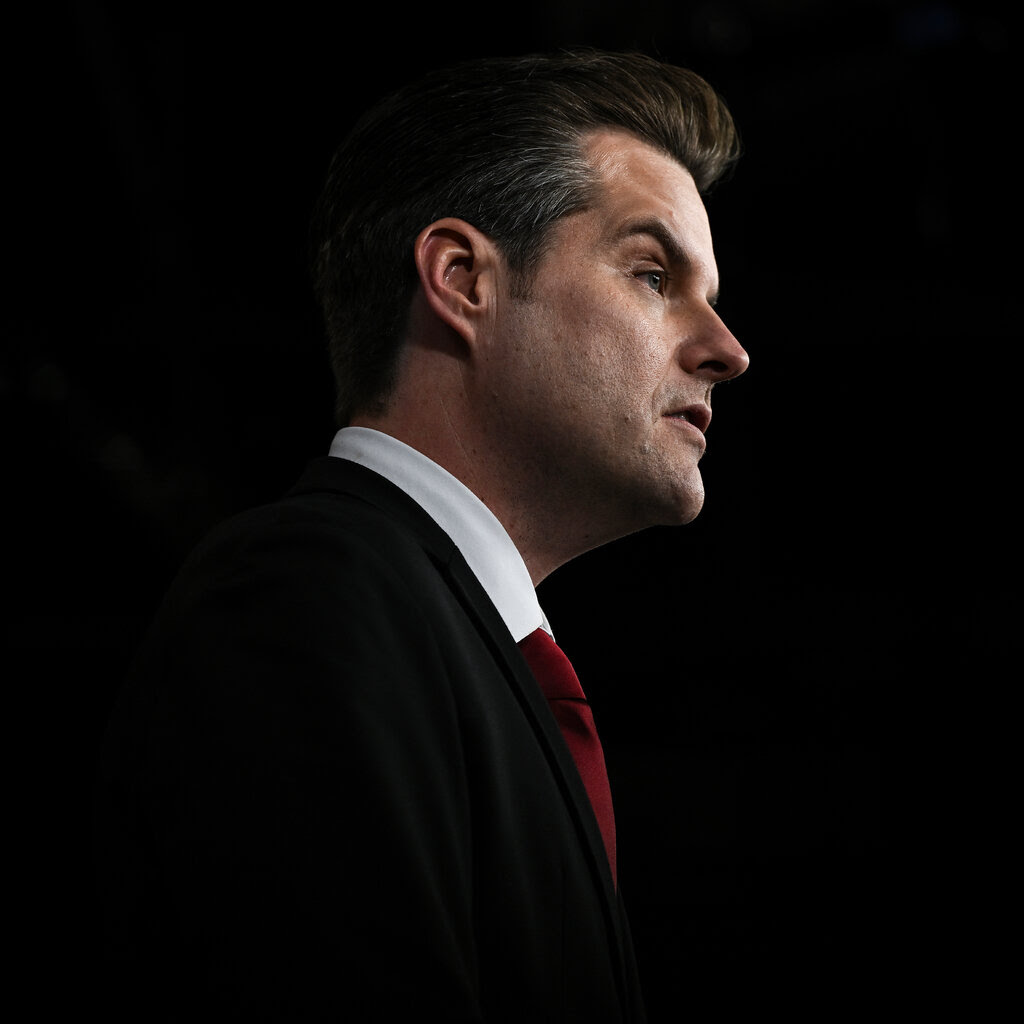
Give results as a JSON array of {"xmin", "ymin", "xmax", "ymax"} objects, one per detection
[
  {"xmin": 669, "ymin": 476, "xmax": 706, "ymax": 525},
  {"xmin": 640, "ymin": 476, "xmax": 704, "ymax": 528},
  {"xmin": 676, "ymin": 499, "xmax": 704, "ymax": 526}
]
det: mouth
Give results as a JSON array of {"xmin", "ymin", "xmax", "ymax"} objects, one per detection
[{"xmin": 663, "ymin": 403, "xmax": 712, "ymax": 435}]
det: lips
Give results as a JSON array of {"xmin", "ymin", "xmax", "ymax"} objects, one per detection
[{"xmin": 664, "ymin": 403, "xmax": 712, "ymax": 434}]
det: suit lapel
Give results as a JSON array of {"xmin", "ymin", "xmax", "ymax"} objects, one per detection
[
  {"xmin": 439, "ymin": 551, "xmax": 634, "ymax": 1010},
  {"xmin": 442, "ymin": 552, "xmax": 619, "ymax": 888}
]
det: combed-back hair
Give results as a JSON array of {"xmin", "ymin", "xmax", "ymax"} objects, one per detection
[{"xmin": 310, "ymin": 49, "xmax": 741, "ymax": 425}]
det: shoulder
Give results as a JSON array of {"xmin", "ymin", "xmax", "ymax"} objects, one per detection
[
  {"xmin": 129, "ymin": 459, "xmax": 474, "ymax": 691},
  {"xmin": 180, "ymin": 458, "xmax": 454, "ymax": 607},
  {"xmin": 123, "ymin": 463, "xmax": 475, "ymax": 729}
]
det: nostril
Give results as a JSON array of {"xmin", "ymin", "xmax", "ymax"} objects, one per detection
[{"xmin": 699, "ymin": 359, "xmax": 731, "ymax": 376}]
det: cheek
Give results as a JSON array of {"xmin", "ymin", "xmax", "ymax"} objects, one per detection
[
  {"xmin": 519, "ymin": 280, "xmax": 667, "ymax": 408},
  {"xmin": 585, "ymin": 316, "xmax": 669, "ymax": 405}
]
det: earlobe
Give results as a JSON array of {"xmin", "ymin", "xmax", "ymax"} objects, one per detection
[{"xmin": 413, "ymin": 218, "xmax": 497, "ymax": 346}]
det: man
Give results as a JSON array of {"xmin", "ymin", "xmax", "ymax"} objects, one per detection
[{"xmin": 94, "ymin": 50, "xmax": 749, "ymax": 1021}]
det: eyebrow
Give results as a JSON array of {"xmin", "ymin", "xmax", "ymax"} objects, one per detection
[{"xmin": 613, "ymin": 217, "xmax": 720, "ymax": 307}]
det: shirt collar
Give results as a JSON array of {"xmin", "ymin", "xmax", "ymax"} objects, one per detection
[{"xmin": 328, "ymin": 426, "xmax": 550, "ymax": 642}]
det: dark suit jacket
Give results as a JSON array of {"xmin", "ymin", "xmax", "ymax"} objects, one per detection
[{"xmin": 94, "ymin": 456, "xmax": 647, "ymax": 1022}]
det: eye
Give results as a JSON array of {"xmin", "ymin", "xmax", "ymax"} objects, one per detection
[{"xmin": 638, "ymin": 269, "xmax": 666, "ymax": 294}]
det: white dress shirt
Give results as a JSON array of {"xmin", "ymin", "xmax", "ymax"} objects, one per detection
[{"xmin": 328, "ymin": 426, "xmax": 551, "ymax": 642}]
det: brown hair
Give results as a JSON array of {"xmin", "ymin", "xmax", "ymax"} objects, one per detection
[{"xmin": 310, "ymin": 49, "xmax": 740, "ymax": 425}]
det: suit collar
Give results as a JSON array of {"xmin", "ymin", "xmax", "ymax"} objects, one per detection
[{"xmin": 287, "ymin": 456, "xmax": 459, "ymax": 564}]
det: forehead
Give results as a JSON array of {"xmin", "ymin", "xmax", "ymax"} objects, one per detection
[{"xmin": 580, "ymin": 129, "xmax": 714, "ymax": 255}]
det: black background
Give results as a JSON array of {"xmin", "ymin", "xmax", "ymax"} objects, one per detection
[{"xmin": 5, "ymin": 1, "xmax": 1017, "ymax": 1018}]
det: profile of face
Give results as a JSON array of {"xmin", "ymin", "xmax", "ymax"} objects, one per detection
[{"xmin": 480, "ymin": 130, "xmax": 750, "ymax": 553}]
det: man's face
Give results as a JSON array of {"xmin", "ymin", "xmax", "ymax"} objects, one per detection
[{"xmin": 479, "ymin": 130, "xmax": 749, "ymax": 554}]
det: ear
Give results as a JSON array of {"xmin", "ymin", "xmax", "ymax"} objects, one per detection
[{"xmin": 413, "ymin": 218, "xmax": 500, "ymax": 347}]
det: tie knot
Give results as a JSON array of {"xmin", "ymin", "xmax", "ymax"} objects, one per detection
[{"xmin": 518, "ymin": 628, "xmax": 586, "ymax": 702}]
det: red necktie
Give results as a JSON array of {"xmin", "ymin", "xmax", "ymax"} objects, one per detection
[{"xmin": 518, "ymin": 628, "xmax": 617, "ymax": 887}]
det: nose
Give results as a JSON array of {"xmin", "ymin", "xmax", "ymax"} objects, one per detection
[{"xmin": 679, "ymin": 308, "xmax": 749, "ymax": 382}]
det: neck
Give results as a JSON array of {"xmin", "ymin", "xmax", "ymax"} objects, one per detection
[
  {"xmin": 353, "ymin": 392, "xmax": 619, "ymax": 585},
  {"xmin": 350, "ymin": 333, "xmax": 634, "ymax": 585}
]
